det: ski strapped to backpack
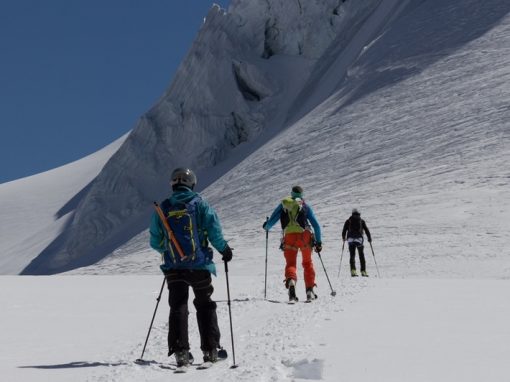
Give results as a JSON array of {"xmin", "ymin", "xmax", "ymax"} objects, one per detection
[
  {"xmin": 156, "ymin": 196, "xmax": 213, "ymax": 269},
  {"xmin": 153, "ymin": 201, "xmax": 186, "ymax": 260}
]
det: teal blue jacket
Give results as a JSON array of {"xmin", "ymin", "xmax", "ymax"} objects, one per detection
[
  {"xmin": 149, "ymin": 187, "xmax": 228, "ymax": 275},
  {"xmin": 265, "ymin": 199, "xmax": 322, "ymax": 243}
]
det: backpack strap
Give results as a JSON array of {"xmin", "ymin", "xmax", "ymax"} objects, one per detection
[
  {"xmin": 181, "ymin": 195, "xmax": 208, "ymax": 248},
  {"xmin": 186, "ymin": 195, "xmax": 202, "ymax": 207},
  {"xmin": 161, "ymin": 195, "xmax": 201, "ymax": 211},
  {"xmin": 160, "ymin": 198, "xmax": 172, "ymax": 216}
]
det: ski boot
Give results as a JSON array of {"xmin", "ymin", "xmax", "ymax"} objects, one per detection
[
  {"xmin": 351, "ymin": 269, "xmax": 359, "ymax": 277},
  {"xmin": 174, "ymin": 349, "xmax": 191, "ymax": 372},
  {"xmin": 203, "ymin": 348, "xmax": 218, "ymax": 363},
  {"xmin": 361, "ymin": 270, "xmax": 369, "ymax": 277},
  {"xmin": 286, "ymin": 278, "xmax": 298, "ymax": 303},
  {"xmin": 305, "ymin": 287, "xmax": 317, "ymax": 302}
]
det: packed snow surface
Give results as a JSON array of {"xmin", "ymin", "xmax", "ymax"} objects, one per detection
[{"xmin": 1, "ymin": 276, "xmax": 509, "ymax": 382}]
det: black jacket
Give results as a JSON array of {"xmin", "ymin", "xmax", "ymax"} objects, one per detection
[{"xmin": 342, "ymin": 215, "xmax": 371, "ymax": 242}]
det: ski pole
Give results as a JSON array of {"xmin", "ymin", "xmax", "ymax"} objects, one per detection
[
  {"xmin": 135, "ymin": 276, "xmax": 166, "ymax": 363},
  {"xmin": 224, "ymin": 260, "xmax": 239, "ymax": 368},
  {"xmin": 337, "ymin": 240, "xmax": 345, "ymax": 278},
  {"xmin": 369, "ymin": 242, "xmax": 381, "ymax": 278},
  {"xmin": 317, "ymin": 252, "xmax": 337, "ymax": 296},
  {"xmin": 264, "ymin": 217, "xmax": 269, "ymax": 299}
]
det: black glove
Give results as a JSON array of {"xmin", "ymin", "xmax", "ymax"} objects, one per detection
[
  {"xmin": 368, "ymin": 238, "xmax": 372, "ymax": 243},
  {"xmin": 314, "ymin": 242, "xmax": 322, "ymax": 253},
  {"xmin": 221, "ymin": 245, "xmax": 233, "ymax": 262},
  {"xmin": 262, "ymin": 221, "xmax": 267, "ymax": 230}
]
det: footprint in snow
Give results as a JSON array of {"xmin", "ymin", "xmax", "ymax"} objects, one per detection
[{"xmin": 283, "ymin": 358, "xmax": 324, "ymax": 380}]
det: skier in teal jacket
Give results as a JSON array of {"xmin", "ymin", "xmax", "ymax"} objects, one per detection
[
  {"xmin": 150, "ymin": 184, "xmax": 229, "ymax": 275},
  {"xmin": 149, "ymin": 168, "xmax": 232, "ymax": 368}
]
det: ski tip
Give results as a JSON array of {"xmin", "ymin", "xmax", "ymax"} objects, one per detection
[{"xmin": 174, "ymin": 366, "xmax": 189, "ymax": 373}]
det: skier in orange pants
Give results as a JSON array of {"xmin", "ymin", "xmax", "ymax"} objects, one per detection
[
  {"xmin": 264, "ymin": 186, "xmax": 322, "ymax": 302},
  {"xmin": 283, "ymin": 230, "xmax": 316, "ymax": 289}
]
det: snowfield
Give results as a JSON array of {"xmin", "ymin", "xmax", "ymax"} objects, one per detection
[
  {"xmin": 1, "ymin": 0, "xmax": 510, "ymax": 381},
  {"xmin": 1, "ymin": 276, "xmax": 509, "ymax": 382}
]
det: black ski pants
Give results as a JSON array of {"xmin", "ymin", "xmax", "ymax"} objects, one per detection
[
  {"xmin": 165, "ymin": 269, "xmax": 220, "ymax": 355},
  {"xmin": 349, "ymin": 242, "xmax": 366, "ymax": 271}
]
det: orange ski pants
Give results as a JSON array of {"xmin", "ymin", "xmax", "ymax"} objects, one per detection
[{"xmin": 283, "ymin": 230, "xmax": 316, "ymax": 288}]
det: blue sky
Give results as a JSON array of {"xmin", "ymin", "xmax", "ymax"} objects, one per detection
[{"xmin": 0, "ymin": 0, "xmax": 229, "ymax": 184}]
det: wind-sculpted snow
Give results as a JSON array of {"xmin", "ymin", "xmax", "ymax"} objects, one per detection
[
  {"xmin": 78, "ymin": 0, "xmax": 510, "ymax": 279},
  {"xmin": 8, "ymin": 0, "xmax": 510, "ymax": 275},
  {"xmin": 20, "ymin": 0, "xmax": 385, "ymax": 274},
  {"xmin": 206, "ymin": 0, "xmax": 510, "ymax": 280},
  {"xmin": 0, "ymin": 134, "xmax": 127, "ymax": 275}
]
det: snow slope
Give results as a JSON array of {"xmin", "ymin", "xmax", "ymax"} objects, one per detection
[
  {"xmin": 0, "ymin": 134, "xmax": 127, "ymax": 274},
  {"xmin": 200, "ymin": 0, "xmax": 510, "ymax": 280},
  {"xmin": 15, "ymin": 0, "xmax": 394, "ymax": 274},
  {"xmin": 80, "ymin": 0, "xmax": 510, "ymax": 280}
]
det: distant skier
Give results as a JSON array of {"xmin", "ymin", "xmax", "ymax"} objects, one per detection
[
  {"xmin": 342, "ymin": 208, "xmax": 372, "ymax": 277},
  {"xmin": 263, "ymin": 186, "xmax": 322, "ymax": 302},
  {"xmin": 149, "ymin": 168, "xmax": 233, "ymax": 369}
]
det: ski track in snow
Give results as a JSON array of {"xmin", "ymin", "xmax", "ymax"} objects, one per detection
[
  {"xmin": 88, "ymin": 276, "xmax": 368, "ymax": 382},
  {"xmin": 4, "ymin": 276, "xmax": 508, "ymax": 382}
]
